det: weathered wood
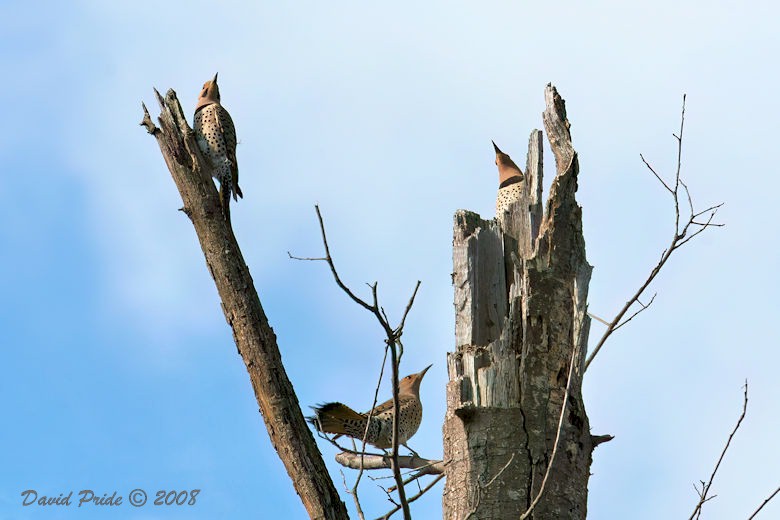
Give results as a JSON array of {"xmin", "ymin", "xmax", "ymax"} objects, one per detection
[
  {"xmin": 334, "ymin": 453, "xmax": 445, "ymax": 474},
  {"xmin": 443, "ymin": 84, "xmax": 594, "ymax": 519},
  {"xmin": 502, "ymin": 128, "xmax": 543, "ymax": 259},
  {"xmin": 141, "ymin": 90, "xmax": 349, "ymax": 520}
]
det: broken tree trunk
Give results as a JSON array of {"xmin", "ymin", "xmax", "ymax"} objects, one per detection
[
  {"xmin": 140, "ymin": 89, "xmax": 348, "ymax": 520},
  {"xmin": 443, "ymin": 85, "xmax": 596, "ymax": 519}
]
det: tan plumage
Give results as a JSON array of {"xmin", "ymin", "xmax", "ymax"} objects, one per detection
[
  {"xmin": 194, "ymin": 73, "xmax": 243, "ymax": 222},
  {"xmin": 493, "ymin": 140, "xmax": 523, "ymax": 184},
  {"xmin": 492, "ymin": 141, "xmax": 524, "ymax": 224},
  {"xmin": 309, "ymin": 365, "xmax": 431, "ymax": 449}
]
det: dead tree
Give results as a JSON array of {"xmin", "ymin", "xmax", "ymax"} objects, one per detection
[
  {"xmin": 140, "ymin": 89, "xmax": 349, "ymax": 520},
  {"xmin": 443, "ymin": 84, "xmax": 597, "ymax": 519},
  {"xmin": 140, "ymin": 82, "xmax": 756, "ymax": 520},
  {"xmin": 443, "ymin": 85, "xmax": 727, "ymax": 519}
]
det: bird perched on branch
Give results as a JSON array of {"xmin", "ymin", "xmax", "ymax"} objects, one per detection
[
  {"xmin": 308, "ymin": 365, "xmax": 432, "ymax": 450},
  {"xmin": 194, "ymin": 73, "xmax": 243, "ymax": 223},
  {"xmin": 493, "ymin": 140, "xmax": 524, "ymax": 225}
]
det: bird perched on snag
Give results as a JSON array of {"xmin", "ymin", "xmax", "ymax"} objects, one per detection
[
  {"xmin": 308, "ymin": 365, "xmax": 432, "ymax": 450},
  {"xmin": 194, "ymin": 73, "xmax": 243, "ymax": 223},
  {"xmin": 493, "ymin": 140, "xmax": 524, "ymax": 225}
]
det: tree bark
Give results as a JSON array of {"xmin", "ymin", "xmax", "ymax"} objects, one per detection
[
  {"xmin": 140, "ymin": 89, "xmax": 348, "ymax": 520},
  {"xmin": 443, "ymin": 84, "xmax": 595, "ymax": 519}
]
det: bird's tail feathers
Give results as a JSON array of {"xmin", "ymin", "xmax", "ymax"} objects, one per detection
[
  {"xmin": 219, "ymin": 184, "xmax": 231, "ymax": 224},
  {"xmin": 308, "ymin": 402, "xmax": 365, "ymax": 435}
]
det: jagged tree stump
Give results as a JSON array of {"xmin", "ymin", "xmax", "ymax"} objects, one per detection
[{"xmin": 443, "ymin": 85, "xmax": 596, "ymax": 519}]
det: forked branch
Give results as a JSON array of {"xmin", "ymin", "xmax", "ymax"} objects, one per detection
[
  {"xmin": 290, "ymin": 205, "xmax": 423, "ymax": 520},
  {"xmin": 585, "ymin": 95, "xmax": 723, "ymax": 371},
  {"xmin": 687, "ymin": 382, "xmax": 748, "ymax": 520}
]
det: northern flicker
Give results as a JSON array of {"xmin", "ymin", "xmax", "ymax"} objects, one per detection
[
  {"xmin": 493, "ymin": 140, "xmax": 524, "ymax": 225},
  {"xmin": 308, "ymin": 365, "xmax": 432, "ymax": 450},
  {"xmin": 194, "ymin": 73, "xmax": 243, "ymax": 222}
]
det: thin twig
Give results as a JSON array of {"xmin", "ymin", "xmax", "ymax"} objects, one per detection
[
  {"xmin": 640, "ymin": 154, "xmax": 673, "ymax": 194},
  {"xmin": 487, "ymin": 452, "xmax": 516, "ymax": 488},
  {"xmin": 584, "ymin": 95, "xmax": 723, "ymax": 371},
  {"xmin": 747, "ymin": 485, "xmax": 780, "ymax": 520},
  {"xmin": 687, "ymin": 382, "xmax": 749, "ymax": 520},
  {"xmin": 341, "ymin": 470, "xmax": 366, "ymax": 520},
  {"xmin": 376, "ymin": 473, "xmax": 446, "ymax": 520},
  {"xmin": 315, "ymin": 430, "xmax": 384, "ymax": 456},
  {"xmin": 588, "ymin": 312, "xmax": 611, "ymax": 327},
  {"xmin": 387, "ymin": 339, "xmax": 410, "ymax": 518},
  {"xmin": 463, "ymin": 453, "xmax": 518, "ymax": 520},
  {"xmin": 396, "ymin": 281, "xmax": 422, "ymax": 335},
  {"xmin": 288, "ymin": 205, "xmax": 375, "ymax": 313},
  {"xmin": 292, "ymin": 205, "xmax": 425, "ymax": 520},
  {"xmin": 287, "ymin": 253, "xmax": 327, "ymax": 261},
  {"xmin": 386, "ymin": 460, "xmax": 448, "ymax": 491},
  {"xmin": 351, "ymin": 345, "xmax": 392, "ymax": 517},
  {"xmin": 612, "ymin": 294, "xmax": 656, "ymax": 332}
]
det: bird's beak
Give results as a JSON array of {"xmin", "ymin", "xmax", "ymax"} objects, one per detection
[
  {"xmin": 212, "ymin": 72, "xmax": 219, "ymax": 84},
  {"xmin": 418, "ymin": 364, "xmax": 433, "ymax": 378},
  {"xmin": 492, "ymin": 140, "xmax": 502, "ymax": 154}
]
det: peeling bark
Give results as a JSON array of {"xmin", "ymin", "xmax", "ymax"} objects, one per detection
[{"xmin": 443, "ymin": 84, "xmax": 594, "ymax": 519}]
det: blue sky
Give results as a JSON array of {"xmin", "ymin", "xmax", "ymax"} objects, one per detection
[{"xmin": 1, "ymin": 1, "xmax": 778, "ymax": 519}]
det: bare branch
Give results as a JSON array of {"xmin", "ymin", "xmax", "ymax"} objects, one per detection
[
  {"xmin": 691, "ymin": 203, "xmax": 725, "ymax": 220},
  {"xmin": 612, "ymin": 294, "xmax": 656, "ymax": 332},
  {"xmin": 287, "ymin": 252, "xmax": 327, "ymax": 261},
  {"xmin": 341, "ymin": 470, "xmax": 367, "ymax": 520},
  {"xmin": 313, "ymin": 428, "xmax": 391, "ymax": 458},
  {"xmin": 747, "ymin": 485, "xmax": 780, "ymax": 520},
  {"xmin": 676, "ymin": 206, "xmax": 724, "ymax": 249},
  {"xmin": 335, "ymin": 453, "xmax": 445, "ymax": 474},
  {"xmin": 386, "ymin": 459, "xmax": 450, "ymax": 492},
  {"xmin": 588, "ymin": 312, "xmax": 611, "ymax": 327},
  {"xmin": 289, "ymin": 205, "xmax": 375, "ymax": 313},
  {"xmin": 295, "ymin": 205, "xmax": 426, "ymax": 519},
  {"xmin": 387, "ymin": 340, "xmax": 410, "ymax": 519},
  {"xmin": 381, "ymin": 306, "xmax": 392, "ymax": 330},
  {"xmin": 687, "ymin": 382, "xmax": 749, "ymax": 520},
  {"xmin": 350, "ymin": 345, "xmax": 392, "ymax": 517},
  {"xmin": 396, "ymin": 281, "xmax": 422, "ymax": 336},
  {"xmin": 584, "ymin": 95, "xmax": 723, "ymax": 371},
  {"xmin": 375, "ymin": 473, "xmax": 446, "ymax": 520},
  {"xmin": 640, "ymin": 153, "xmax": 673, "ymax": 194},
  {"xmin": 679, "ymin": 178, "xmax": 694, "ymax": 216},
  {"xmin": 689, "ymin": 220, "xmax": 724, "ymax": 228}
]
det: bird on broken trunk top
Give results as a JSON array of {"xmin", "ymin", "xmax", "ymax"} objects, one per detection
[
  {"xmin": 493, "ymin": 140, "xmax": 524, "ymax": 225},
  {"xmin": 308, "ymin": 365, "xmax": 432, "ymax": 450},
  {"xmin": 194, "ymin": 73, "xmax": 243, "ymax": 223}
]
